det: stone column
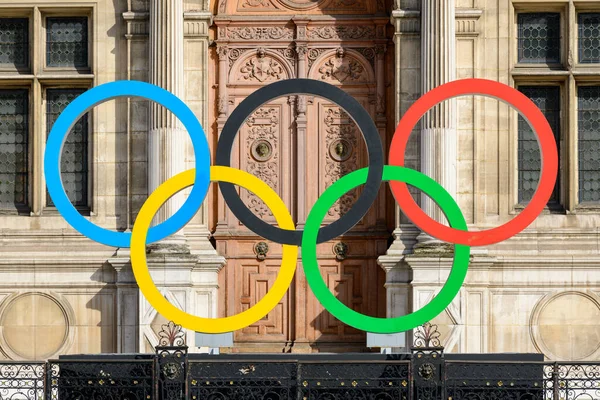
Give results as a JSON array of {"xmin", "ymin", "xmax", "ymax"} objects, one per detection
[
  {"xmin": 379, "ymin": 1, "xmax": 456, "ymax": 350},
  {"xmin": 417, "ymin": 0, "xmax": 457, "ymax": 246},
  {"xmin": 215, "ymin": 43, "xmax": 229, "ymax": 231},
  {"xmin": 148, "ymin": 0, "xmax": 186, "ymax": 234},
  {"xmin": 143, "ymin": 0, "xmax": 225, "ymax": 352},
  {"xmin": 295, "ymin": 43, "xmax": 308, "ymax": 226}
]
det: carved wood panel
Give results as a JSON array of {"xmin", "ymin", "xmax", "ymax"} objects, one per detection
[
  {"xmin": 217, "ymin": 240, "xmax": 292, "ymax": 348},
  {"xmin": 220, "ymin": 97, "xmax": 292, "ymax": 230}
]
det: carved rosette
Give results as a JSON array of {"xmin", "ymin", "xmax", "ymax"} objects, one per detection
[
  {"xmin": 324, "ymin": 108, "xmax": 359, "ymax": 217},
  {"xmin": 274, "ymin": 47, "xmax": 297, "ymax": 67},
  {"xmin": 244, "ymin": 108, "xmax": 280, "ymax": 218},
  {"xmin": 229, "ymin": 48, "xmax": 251, "ymax": 68},
  {"xmin": 307, "ymin": 48, "xmax": 327, "ymax": 68}
]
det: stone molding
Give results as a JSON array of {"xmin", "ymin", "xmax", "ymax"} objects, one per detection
[
  {"xmin": 391, "ymin": 8, "xmax": 482, "ymax": 36},
  {"xmin": 122, "ymin": 11, "xmax": 212, "ymax": 39}
]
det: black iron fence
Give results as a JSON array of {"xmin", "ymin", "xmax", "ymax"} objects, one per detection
[{"xmin": 1, "ymin": 350, "xmax": 600, "ymax": 399}]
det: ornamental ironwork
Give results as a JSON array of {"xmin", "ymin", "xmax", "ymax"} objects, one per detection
[
  {"xmin": 157, "ymin": 321, "xmax": 186, "ymax": 347},
  {"xmin": 2, "ymin": 326, "xmax": 600, "ymax": 400},
  {"xmin": 413, "ymin": 322, "xmax": 442, "ymax": 348}
]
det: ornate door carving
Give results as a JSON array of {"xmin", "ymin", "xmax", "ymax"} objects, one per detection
[{"xmin": 212, "ymin": 0, "xmax": 392, "ymax": 353}]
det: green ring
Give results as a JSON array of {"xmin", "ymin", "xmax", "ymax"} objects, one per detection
[{"xmin": 301, "ymin": 166, "xmax": 471, "ymax": 333}]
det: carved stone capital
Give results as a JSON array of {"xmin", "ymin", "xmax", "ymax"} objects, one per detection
[
  {"xmin": 295, "ymin": 44, "xmax": 308, "ymax": 57},
  {"xmin": 217, "ymin": 45, "xmax": 229, "ymax": 61}
]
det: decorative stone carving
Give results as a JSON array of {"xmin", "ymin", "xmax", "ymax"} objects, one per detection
[
  {"xmin": 241, "ymin": 0, "xmax": 272, "ymax": 7},
  {"xmin": 245, "ymin": 108, "xmax": 280, "ymax": 218},
  {"xmin": 217, "ymin": 45, "xmax": 229, "ymax": 61},
  {"xmin": 376, "ymin": 94, "xmax": 386, "ymax": 114},
  {"xmin": 329, "ymin": 0, "xmax": 362, "ymax": 8},
  {"xmin": 318, "ymin": 48, "xmax": 366, "ymax": 83},
  {"xmin": 273, "ymin": 0, "xmax": 326, "ymax": 11},
  {"xmin": 333, "ymin": 242, "xmax": 349, "ymax": 261},
  {"xmin": 227, "ymin": 26, "xmax": 294, "ymax": 40},
  {"xmin": 306, "ymin": 25, "xmax": 376, "ymax": 40},
  {"xmin": 297, "ymin": 95, "xmax": 307, "ymax": 114},
  {"xmin": 254, "ymin": 242, "xmax": 269, "ymax": 261},
  {"xmin": 240, "ymin": 49, "xmax": 285, "ymax": 82},
  {"xmin": 307, "ymin": 48, "xmax": 327, "ymax": 68},
  {"xmin": 324, "ymin": 107, "xmax": 359, "ymax": 217},
  {"xmin": 297, "ymin": 25, "xmax": 307, "ymax": 40},
  {"xmin": 356, "ymin": 47, "xmax": 376, "ymax": 67},
  {"xmin": 274, "ymin": 47, "xmax": 297, "ymax": 67},
  {"xmin": 233, "ymin": 0, "xmax": 367, "ymax": 12},
  {"xmin": 295, "ymin": 44, "xmax": 308, "ymax": 57},
  {"xmin": 229, "ymin": 48, "xmax": 251, "ymax": 67},
  {"xmin": 217, "ymin": 95, "xmax": 228, "ymax": 115}
]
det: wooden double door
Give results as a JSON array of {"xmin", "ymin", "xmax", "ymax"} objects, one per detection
[{"xmin": 212, "ymin": 20, "xmax": 392, "ymax": 352}]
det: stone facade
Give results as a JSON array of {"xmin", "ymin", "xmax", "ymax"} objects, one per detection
[{"xmin": 0, "ymin": 0, "xmax": 597, "ymax": 361}]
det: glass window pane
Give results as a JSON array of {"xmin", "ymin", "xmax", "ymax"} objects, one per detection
[
  {"xmin": 578, "ymin": 86, "xmax": 600, "ymax": 203},
  {"xmin": 46, "ymin": 89, "xmax": 88, "ymax": 208},
  {"xmin": 0, "ymin": 90, "xmax": 28, "ymax": 210},
  {"xmin": 518, "ymin": 86, "xmax": 560, "ymax": 205},
  {"xmin": 0, "ymin": 18, "xmax": 28, "ymax": 68},
  {"xmin": 46, "ymin": 17, "xmax": 88, "ymax": 68},
  {"xmin": 518, "ymin": 13, "xmax": 560, "ymax": 64},
  {"xmin": 579, "ymin": 13, "xmax": 600, "ymax": 64}
]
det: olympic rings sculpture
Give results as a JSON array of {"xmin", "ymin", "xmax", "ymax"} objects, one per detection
[{"xmin": 44, "ymin": 78, "xmax": 558, "ymax": 334}]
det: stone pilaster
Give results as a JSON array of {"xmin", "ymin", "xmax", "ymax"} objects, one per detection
[
  {"xmin": 148, "ymin": 0, "xmax": 186, "ymax": 232},
  {"xmin": 416, "ymin": 0, "xmax": 457, "ymax": 248},
  {"xmin": 379, "ymin": 1, "xmax": 457, "ymax": 347},
  {"xmin": 108, "ymin": 252, "xmax": 139, "ymax": 353},
  {"xmin": 145, "ymin": 0, "xmax": 225, "ymax": 351}
]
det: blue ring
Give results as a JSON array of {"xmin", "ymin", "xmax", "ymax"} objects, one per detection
[{"xmin": 44, "ymin": 80, "xmax": 211, "ymax": 248}]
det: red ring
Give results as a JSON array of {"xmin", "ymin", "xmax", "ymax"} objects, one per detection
[{"xmin": 389, "ymin": 78, "xmax": 559, "ymax": 247}]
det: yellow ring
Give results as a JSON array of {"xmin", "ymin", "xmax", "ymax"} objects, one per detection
[{"xmin": 131, "ymin": 166, "xmax": 298, "ymax": 333}]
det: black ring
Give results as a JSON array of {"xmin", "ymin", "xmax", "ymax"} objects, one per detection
[{"xmin": 216, "ymin": 79, "xmax": 384, "ymax": 246}]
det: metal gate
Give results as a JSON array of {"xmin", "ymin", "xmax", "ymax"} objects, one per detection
[{"xmin": 1, "ymin": 323, "xmax": 599, "ymax": 399}]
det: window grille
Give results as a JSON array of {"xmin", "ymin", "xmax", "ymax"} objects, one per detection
[
  {"xmin": 518, "ymin": 86, "xmax": 561, "ymax": 204},
  {"xmin": 578, "ymin": 86, "xmax": 600, "ymax": 203},
  {"xmin": 518, "ymin": 13, "xmax": 560, "ymax": 64},
  {"xmin": 578, "ymin": 13, "xmax": 600, "ymax": 64},
  {"xmin": 0, "ymin": 90, "xmax": 28, "ymax": 210},
  {"xmin": 46, "ymin": 89, "xmax": 88, "ymax": 207},
  {"xmin": 0, "ymin": 18, "xmax": 28, "ymax": 68},
  {"xmin": 46, "ymin": 17, "xmax": 88, "ymax": 68}
]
